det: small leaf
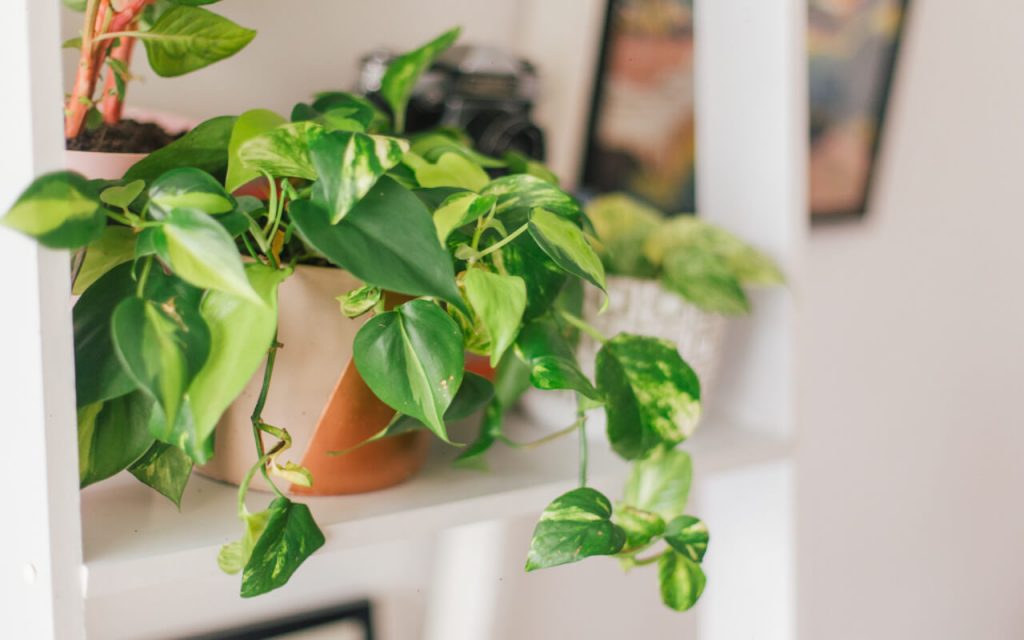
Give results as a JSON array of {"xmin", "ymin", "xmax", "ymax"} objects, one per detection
[
  {"xmin": 99, "ymin": 179, "xmax": 146, "ymax": 209},
  {"xmin": 381, "ymin": 27, "xmax": 460, "ymax": 131},
  {"xmin": 125, "ymin": 116, "xmax": 237, "ymax": 184},
  {"xmin": 664, "ymin": 515, "xmax": 709, "ymax": 563},
  {"xmin": 433, "ymin": 192, "xmax": 495, "ymax": 244},
  {"xmin": 309, "ymin": 130, "xmax": 409, "ymax": 223},
  {"xmin": 142, "ymin": 6, "xmax": 256, "ymax": 78},
  {"xmin": 624, "ymin": 448, "xmax": 693, "ymax": 521},
  {"xmin": 614, "ymin": 505, "xmax": 666, "ymax": 550},
  {"xmin": 525, "ymin": 487, "xmax": 626, "ymax": 571},
  {"xmin": 240, "ymin": 497, "xmax": 325, "ymax": 597},
  {"xmin": 225, "ymin": 109, "xmax": 287, "ymax": 193},
  {"xmin": 78, "ymin": 392, "xmax": 155, "ymax": 488},
  {"xmin": 658, "ymin": 551, "xmax": 707, "ymax": 612},
  {"xmin": 73, "ymin": 226, "xmax": 136, "ymax": 295},
  {"xmin": 63, "ymin": 36, "xmax": 84, "ymax": 49},
  {"xmin": 148, "ymin": 168, "xmax": 235, "ymax": 217},
  {"xmin": 528, "ymin": 355, "xmax": 601, "ymax": 401},
  {"xmin": 407, "ymin": 151, "xmax": 489, "ymax": 191},
  {"xmin": 337, "ymin": 285, "xmax": 381, "ymax": 318},
  {"xmin": 270, "ymin": 461, "xmax": 313, "ymax": 488},
  {"xmin": 156, "ymin": 207, "xmax": 261, "ymax": 303},
  {"xmin": 528, "ymin": 207, "xmax": 606, "ymax": 292},
  {"xmin": 454, "ymin": 397, "xmax": 504, "ymax": 468},
  {"xmin": 596, "ymin": 334, "xmax": 701, "ymax": 460},
  {"xmin": 129, "ymin": 441, "xmax": 193, "ymax": 508},
  {"xmin": 353, "ymin": 299, "xmax": 465, "ymax": 441},
  {"xmin": 218, "ymin": 508, "xmax": 271, "ymax": 575},
  {"xmin": 1, "ymin": 172, "xmax": 104, "ymax": 249},
  {"xmin": 464, "ymin": 269, "xmax": 526, "ymax": 367},
  {"xmin": 237, "ymin": 121, "xmax": 321, "ymax": 181}
]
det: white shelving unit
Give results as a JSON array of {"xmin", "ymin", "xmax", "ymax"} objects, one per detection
[{"xmin": 1, "ymin": 1, "xmax": 805, "ymax": 638}]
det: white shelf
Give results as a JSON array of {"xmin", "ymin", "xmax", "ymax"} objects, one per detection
[{"xmin": 79, "ymin": 414, "xmax": 790, "ymax": 600}]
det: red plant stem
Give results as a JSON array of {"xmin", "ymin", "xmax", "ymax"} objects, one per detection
[{"xmin": 100, "ymin": 34, "xmax": 136, "ymax": 124}]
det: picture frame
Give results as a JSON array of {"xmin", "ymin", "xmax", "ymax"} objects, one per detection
[{"xmin": 188, "ymin": 601, "xmax": 374, "ymax": 640}]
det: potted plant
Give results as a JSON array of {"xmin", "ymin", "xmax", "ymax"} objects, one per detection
[
  {"xmin": 62, "ymin": 0, "xmax": 256, "ymax": 176},
  {"xmin": 4, "ymin": 28, "xmax": 710, "ymax": 612}
]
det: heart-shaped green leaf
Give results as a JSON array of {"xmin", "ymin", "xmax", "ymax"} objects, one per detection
[
  {"xmin": 78, "ymin": 391, "xmax": 155, "ymax": 488},
  {"xmin": 99, "ymin": 179, "xmax": 146, "ymax": 209},
  {"xmin": 289, "ymin": 177, "xmax": 465, "ymax": 311},
  {"xmin": 529, "ymin": 207, "xmax": 606, "ymax": 292},
  {"xmin": 129, "ymin": 441, "xmax": 193, "ymax": 508},
  {"xmin": 381, "ymin": 27, "xmax": 460, "ymax": 131},
  {"xmin": 464, "ymin": 269, "xmax": 526, "ymax": 367},
  {"xmin": 483, "ymin": 173, "xmax": 582, "ymax": 223},
  {"xmin": 525, "ymin": 487, "xmax": 626, "ymax": 571},
  {"xmin": 125, "ymin": 116, "xmax": 237, "ymax": 184},
  {"xmin": 74, "ymin": 226, "xmax": 136, "ymax": 295},
  {"xmin": 148, "ymin": 167, "xmax": 235, "ymax": 217},
  {"xmin": 155, "ymin": 207, "xmax": 261, "ymax": 303},
  {"xmin": 240, "ymin": 497, "xmax": 325, "ymax": 597},
  {"xmin": 353, "ymin": 299, "xmax": 465, "ymax": 441},
  {"xmin": 225, "ymin": 109, "xmax": 287, "ymax": 193},
  {"xmin": 596, "ymin": 334, "xmax": 701, "ymax": 459},
  {"xmin": 614, "ymin": 505, "xmax": 666, "ymax": 550},
  {"xmin": 142, "ymin": 6, "xmax": 256, "ymax": 77},
  {"xmin": 310, "ymin": 91, "xmax": 383, "ymax": 130},
  {"xmin": 433, "ymin": 192, "xmax": 495, "ymax": 244},
  {"xmin": 527, "ymin": 355, "xmax": 601, "ymax": 401},
  {"xmin": 658, "ymin": 551, "xmax": 706, "ymax": 612},
  {"xmin": 664, "ymin": 515, "xmax": 709, "ymax": 563},
  {"xmin": 1, "ymin": 171, "xmax": 104, "ymax": 249},
  {"xmin": 624, "ymin": 448, "xmax": 693, "ymax": 521},
  {"xmin": 237, "ymin": 121, "xmax": 321, "ymax": 181},
  {"xmin": 309, "ymin": 130, "xmax": 408, "ymax": 223}
]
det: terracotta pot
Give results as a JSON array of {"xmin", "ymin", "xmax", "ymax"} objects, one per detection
[
  {"xmin": 198, "ymin": 265, "xmax": 430, "ymax": 495},
  {"xmin": 65, "ymin": 108, "xmax": 195, "ymax": 180}
]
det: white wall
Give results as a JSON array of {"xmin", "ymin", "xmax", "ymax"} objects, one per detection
[{"xmin": 797, "ymin": 1, "xmax": 1024, "ymax": 638}]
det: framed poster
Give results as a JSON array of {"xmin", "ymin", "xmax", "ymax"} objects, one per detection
[
  {"xmin": 189, "ymin": 601, "xmax": 374, "ymax": 640},
  {"xmin": 582, "ymin": 0, "xmax": 910, "ymax": 221}
]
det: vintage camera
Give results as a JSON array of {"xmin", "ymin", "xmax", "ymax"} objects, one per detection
[{"xmin": 359, "ymin": 44, "xmax": 546, "ymax": 160}]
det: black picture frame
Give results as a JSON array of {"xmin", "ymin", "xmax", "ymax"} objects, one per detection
[{"xmin": 187, "ymin": 600, "xmax": 375, "ymax": 640}]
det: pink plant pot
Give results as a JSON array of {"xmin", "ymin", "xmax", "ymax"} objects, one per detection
[{"xmin": 64, "ymin": 108, "xmax": 196, "ymax": 180}]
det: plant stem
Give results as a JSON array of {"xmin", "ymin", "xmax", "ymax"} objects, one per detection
[
  {"xmin": 136, "ymin": 255, "xmax": 152, "ymax": 297},
  {"xmin": 630, "ymin": 550, "xmax": 668, "ymax": 566},
  {"xmin": 65, "ymin": 0, "xmax": 105, "ymax": 139},
  {"xmin": 100, "ymin": 33, "xmax": 136, "ymax": 124},
  {"xmin": 577, "ymin": 409, "xmax": 588, "ymax": 487},
  {"xmin": 104, "ymin": 210, "xmax": 133, "ymax": 226},
  {"xmin": 250, "ymin": 335, "xmax": 286, "ymax": 499},
  {"xmin": 503, "ymin": 417, "xmax": 583, "ymax": 450},
  {"xmin": 560, "ymin": 310, "xmax": 608, "ymax": 344},
  {"xmin": 475, "ymin": 223, "xmax": 528, "ymax": 260}
]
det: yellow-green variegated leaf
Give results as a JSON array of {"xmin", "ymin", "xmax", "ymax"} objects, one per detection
[
  {"xmin": 218, "ymin": 507, "xmax": 271, "ymax": 575},
  {"xmin": 433, "ymin": 192, "xmax": 495, "ymax": 244},
  {"xmin": 78, "ymin": 392, "xmax": 155, "ymax": 488},
  {"xmin": 240, "ymin": 497, "xmax": 325, "ymax": 597},
  {"xmin": 664, "ymin": 515, "xmax": 709, "ymax": 563},
  {"xmin": 658, "ymin": 551, "xmax": 707, "ymax": 611},
  {"xmin": 483, "ymin": 174, "xmax": 582, "ymax": 222},
  {"xmin": 309, "ymin": 130, "xmax": 409, "ymax": 223},
  {"xmin": 128, "ymin": 441, "xmax": 193, "ymax": 508},
  {"xmin": 225, "ymin": 109, "xmax": 287, "ymax": 192},
  {"xmin": 614, "ymin": 504, "xmax": 666, "ymax": 551},
  {"xmin": 406, "ymin": 151, "xmax": 489, "ymax": 191},
  {"xmin": 99, "ymin": 180, "xmax": 146, "ymax": 209},
  {"xmin": 148, "ymin": 168, "xmax": 235, "ymax": 217},
  {"xmin": 381, "ymin": 28, "xmax": 460, "ymax": 132},
  {"xmin": 1, "ymin": 171, "xmax": 104, "ymax": 249},
  {"xmin": 464, "ymin": 269, "xmax": 527, "ymax": 367},
  {"xmin": 73, "ymin": 226, "xmax": 136, "ymax": 295},
  {"xmin": 586, "ymin": 193, "xmax": 663, "ymax": 277},
  {"xmin": 624, "ymin": 448, "xmax": 693, "ymax": 521},
  {"xmin": 525, "ymin": 487, "xmax": 626, "ymax": 571},
  {"xmin": 337, "ymin": 285, "xmax": 381, "ymax": 318},
  {"xmin": 596, "ymin": 334, "xmax": 701, "ymax": 459},
  {"xmin": 661, "ymin": 249, "xmax": 750, "ymax": 315},
  {"xmin": 238, "ymin": 121, "xmax": 323, "ymax": 181},
  {"xmin": 528, "ymin": 207, "xmax": 606, "ymax": 292}
]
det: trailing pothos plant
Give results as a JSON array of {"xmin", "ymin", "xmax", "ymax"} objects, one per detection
[
  {"xmin": 62, "ymin": 0, "xmax": 256, "ymax": 139},
  {"xmin": 3, "ymin": 28, "xmax": 708, "ymax": 610}
]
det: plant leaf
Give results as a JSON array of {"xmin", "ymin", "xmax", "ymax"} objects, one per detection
[
  {"xmin": 407, "ymin": 151, "xmax": 489, "ymax": 191},
  {"xmin": 125, "ymin": 116, "xmax": 237, "ymax": 184},
  {"xmin": 614, "ymin": 505, "xmax": 666, "ymax": 550},
  {"xmin": 240, "ymin": 497, "xmax": 325, "ymax": 597},
  {"xmin": 337, "ymin": 285, "xmax": 381, "ymax": 318},
  {"xmin": 128, "ymin": 441, "xmax": 193, "ymax": 507},
  {"xmin": 383, "ymin": 371, "xmax": 495, "ymax": 441},
  {"xmin": 218, "ymin": 508, "xmax": 271, "ymax": 575},
  {"xmin": 142, "ymin": 6, "xmax": 256, "ymax": 78},
  {"xmin": 464, "ymin": 269, "xmax": 526, "ymax": 367},
  {"xmin": 644, "ymin": 216, "xmax": 783, "ymax": 285},
  {"xmin": 225, "ymin": 109, "xmax": 287, "ymax": 192},
  {"xmin": 528, "ymin": 207, "xmax": 606, "ymax": 292},
  {"xmin": 664, "ymin": 515, "xmax": 709, "ymax": 563},
  {"xmin": 309, "ymin": 130, "xmax": 409, "ymax": 223},
  {"xmin": 624, "ymin": 448, "xmax": 693, "ymax": 521},
  {"xmin": 78, "ymin": 392, "xmax": 155, "ymax": 488},
  {"xmin": 237, "ymin": 121, "xmax": 321, "ymax": 181},
  {"xmin": 658, "ymin": 551, "xmax": 707, "ymax": 612},
  {"xmin": 73, "ymin": 264, "xmax": 138, "ymax": 406},
  {"xmin": 155, "ymin": 207, "xmax": 261, "ymax": 303},
  {"xmin": 454, "ymin": 397, "xmax": 504, "ymax": 469},
  {"xmin": 483, "ymin": 173, "xmax": 582, "ymax": 222},
  {"xmin": 661, "ymin": 249, "xmax": 750, "ymax": 315},
  {"xmin": 73, "ymin": 226, "xmax": 136, "ymax": 295},
  {"xmin": 381, "ymin": 27, "xmax": 460, "ymax": 132},
  {"xmin": 527, "ymin": 355, "xmax": 601, "ymax": 401},
  {"xmin": 148, "ymin": 167, "xmax": 235, "ymax": 217},
  {"xmin": 99, "ymin": 179, "xmax": 146, "ymax": 209},
  {"xmin": 1, "ymin": 172, "xmax": 104, "ymax": 249},
  {"xmin": 525, "ymin": 487, "xmax": 626, "ymax": 571},
  {"xmin": 586, "ymin": 193, "xmax": 662, "ymax": 277},
  {"xmin": 353, "ymin": 299, "xmax": 464, "ymax": 441},
  {"xmin": 289, "ymin": 177, "xmax": 465, "ymax": 310},
  {"xmin": 596, "ymin": 334, "xmax": 701, "ymax": 460},
  {"xmin": 433, "ymin": 192, "xmax": 495, "ymax": 244}
]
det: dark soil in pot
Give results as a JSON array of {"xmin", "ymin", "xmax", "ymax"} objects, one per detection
[{"xmin": 66, "ymin": 118, "xmax": 181, "ymax": 153}]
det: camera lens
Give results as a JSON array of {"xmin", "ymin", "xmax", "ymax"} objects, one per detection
[{"xmin": 466, "ymin": 111, "xmax": 546, "ymax": 161}]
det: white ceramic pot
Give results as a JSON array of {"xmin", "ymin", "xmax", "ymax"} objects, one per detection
[
  {"xmin": 519, "ymin": 276, "xmax": 726, "ymax": 431},
  {"xmin": 65, "ymin": 108, "xmax": 195, "ymax": 179}
]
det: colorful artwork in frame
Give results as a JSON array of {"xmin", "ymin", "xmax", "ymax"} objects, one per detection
[{"xmin": 581, "ymin": 0, "xmax": 910, "ymax": 222}]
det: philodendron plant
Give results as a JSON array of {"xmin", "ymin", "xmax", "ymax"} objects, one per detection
[
  {"xmin": 62, "ymin": 0, "xmax": 256, "ymax": 139},
  {"xmin": 4, "ymin": 29, "xmax": 709, "ymax": 611},
  {"xmin": 588, "ymin": 193, "xmax": 784, "ymax": 314}
]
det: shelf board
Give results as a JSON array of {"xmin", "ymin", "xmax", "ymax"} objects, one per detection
[{"xmin": 80, "ymin": 413, "xmax": 790, "ymax": 599}]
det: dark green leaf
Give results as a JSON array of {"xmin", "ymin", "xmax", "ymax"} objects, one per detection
[
  {"xmin": 73, "ymin": 263, "xmax": 138, "ymax": 407},
  {"xmin": 353, "ymin": 299, "xmax": 464, "ymax": 441},
  {"xmin": 501, "ymin": 230, "xmax": 567, "ymax": 320},
  {"xmin": 73, "ymin": 225, "xmax": 135, "ymax": 295},
  {"xmin": 142, "ymin": 6, "xmax": 256, "ymax": 77},
  {"xmin": 386, "ymin": 371, "xmax": 495, "ymax": 438},
  {"xmin": 1, "ymin": 172, "xmax": 104, "ymax": 249},
  {"xmin": 464, "ymin": 269, "xmax": 526, "ymax": 367},
  {"xmin": 148, "ymin": 167, "xmax": 235, "ymax": 217},
  {"xmin": 454, "ymin": 398, "xmax": 504, "ymax": 469},
  {"xmin": 661, "ymin": 249, "xmax": 750, "ymax": 315},
  {"xmin": 624, "ymin": 448, "xmax": 693, "ymax": 521},
  {"xmin": 125, "ymin": 116, "xmax": 237, "ymax": 184},
  {"xmin": 596, "ymin": 334, "xmax": 701, "ymax": 460},
  {"xmin": 381, "ymin": 27, "xmax": 460, "ymax": 131},
  {"xmin": 289, "ymin": 177, "xmax": 465, "ymax": 310},
  {"xmin": 78, "ymin": 391, "xmax": 155, "ymax": 488},
  {"xmin": 129, "ymin": 441, "xmax": 193, "ymax": 507},
  {"xmin": 241, "ymin": 497, "xmax": 325, "ymax": 597},
  {"xmin": 664, "ymin": 515, "xmax": 709, "ymax": 563},
  {"xmin": 658, "ymin": 551, "xmax": 706, "ymax": 611},
  {"xmin": 529, "ymin": 207, "xmax": 606, "ymax": 292},
  {"xmin": 525, "ymin": 487, "xmax": 626, "ymax": 571},
  {"xmin": 614, "ymin": 505, "xmax": 666, "ymax": 550},
  {"xmin": 309, "ymin": 130, "xmax": 408, "ymax": 223},
  {"xmin": 225, "ymin": 109, "xmax": 287, "ymax": 192}
]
